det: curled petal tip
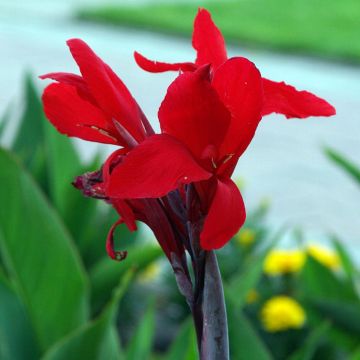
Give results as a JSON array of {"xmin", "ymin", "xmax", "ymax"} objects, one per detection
[{"xmin": 106, "ymin": 219, "xmax": 128, "ymax": 261}]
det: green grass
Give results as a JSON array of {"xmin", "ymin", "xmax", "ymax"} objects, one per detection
[{"xmin": 77, "ymin": 0, "xmax": 360, "ymax": 63}]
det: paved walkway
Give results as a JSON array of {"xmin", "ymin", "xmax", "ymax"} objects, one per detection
[{"xmin": 1, "ymin": 1, "xmax": 359, "ymax": 256}]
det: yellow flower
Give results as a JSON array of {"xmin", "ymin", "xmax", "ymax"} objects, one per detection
[
  {"xmin": 236, "ymin": 228, "xmax": 256, "ymax": 247},
  {"xmin": 263, "ymin": 250, "xmax": 305, "ymax": 276},
  {"xmin": 246, "ymin": 289, "xmax": 259, "ymax": 304},
  {"xmin": 307, "ymin": 244, "xmax": 341, "ymax": 270},
  {"xmin": 138, "ymin": 263, "xmax": 161, "ymax": 283},
  {"xmin": 261, "ymin": 296, "xmax": 306, "ymax": 332}
]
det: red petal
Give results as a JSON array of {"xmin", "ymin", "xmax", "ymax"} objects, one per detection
[
  {"xmin": 106, "ymin": 219, "xmax": 128, "ymax": 261},
  {"xmin": 159, "ymin": 66, "xmax": 231, "ymax": 161},
  {"xmin": 192, "ymin": 9, "xmax": 227, "ymax": 69},
  {"xmin": 67, "ymin": 39, "xmax": 146, "ymax": 142},
  {"xmin": 212, "ymin": 57, "xmax": 263, "ymax": 158},
  {"xmin": 107, "ymin": 134, "xmax": 211, "ymax": 199},
  {"xmin": 200, "ymin": 178, "xmax": 246, "ymax": 250},
  {"xmin": 40, "ymin": 72, "xmax": 97, "ymax": 105},
  {"xmin": 134, "ymin": 51, "xmax": 197, "ymax": 73},
  {"xmin": 262, "ymin": 78, "xmax": 336, "ymax": 118},
  {"xmin": 112, "ymin": 199, "xmax": 137, "ymax": 232},
  {"xmin": 42, "ymin": 83, "xmax": 121, "ymax": 144}
]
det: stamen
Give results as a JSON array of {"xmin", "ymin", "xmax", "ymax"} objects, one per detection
[
  {"xmin": 211, "ymin": 158, "xmax": 217, "ymax": 169},
  {"xmin": 87, "ymin": 125, "xmax": 118, "ymax": 142},
  {"xmin": 223, "ymin": 153, "xmax": 235, "ymax": 164}
]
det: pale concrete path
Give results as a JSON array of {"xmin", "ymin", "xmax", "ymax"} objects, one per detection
[{"xmin": 1, "ymin": 0, "xmax": 359, "ymax": 256}]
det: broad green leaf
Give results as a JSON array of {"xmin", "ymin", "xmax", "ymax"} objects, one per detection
[
  {"xmin": 126, "ymin": 300, "xmax": 155, "ymax": 360},
  {"xmin": 300, "ymin": 256, "xmax": 358, "ymax": 302},
  {"xmin": 332, "ymin": 237, "xmax": 358, "ymax": 282},
  {"xmin": 42, "ymin": 122, "xmax": 103, "ymax": 254},
  {"xmin": 0, "ymin": 275, "xmax": 40, "ymax": 360},
  {"xmin": 43, "ymin": 121, "xmax": 82, "ymax": 218},
  {"xmin": 42, "ymin": 271, "xmax": 133, "ymax": 360},
  {"xmin": 227, "ymin": 300, "xmax": 272, "ymax": 360},
  {"xmin": 90, "ymin": 244, "xmax": 162, "ymax": 313},
  {"xmin": 0, "ymin": 103, "xmax": 11, "ymax": 138},
  {"xmin": 350, "ymin": 347, "xmax": 360, "ymax": 360},
  {"xmin": 311, "ymin": 299, "xmax": 360, "ymax": 334},
  {"xmin": 0, "ymin": 148, "xmax": 89, "ymax": 351},
  {"xmin": 288, "ymin": 321, "xmax": 330, "ymax": 360},
  {"xmin": 12, "ymin": 75, "xmax": 47, "ymax": 182},
  {"xmin": 164, "ymin": 318, "xmax": 197, "ymax": 360},
  {"xmin": 225, "ymin": 227, "xmax": 284, "ymax": 308},
  {"xmin": 324, "ymin": 147, "xmax": 360, "ymax": 185},
  {"xmin": 225, "ymin": 255, "xmax": 264, "ymax": 308}
]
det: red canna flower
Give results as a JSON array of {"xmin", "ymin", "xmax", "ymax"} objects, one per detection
[
  {"xmin": 107, "ymin": 59, "xmax": 263, "ymax": 250},
  {"xmin": 134, "ymin": 8, "xmax": 336, "ymax": 120},
  {"xmin": 41, "ymin": 10, "xmax": 336, "ymax": 257}
]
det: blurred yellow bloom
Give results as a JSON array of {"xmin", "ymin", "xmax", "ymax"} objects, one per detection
[
  {"xmin": 264, "ymin": 250, "xmax": 305, "ymax": 276},
  {"xmin": 261, "ymin": 296, "xmax": 306, "ymax": 332},
  {"xmin": 307, "ymin": 244, "xmax": 341, "ymax": 270},
  {"xmin": 246, "ymin": 289, "xmax": 259, "ymax": 304},
  {"xmin": 236, "ymin": 228, "xmax": 256, "ymax": 247},
  {"xmin": 138, "ymin": 263, "xmax": 161, "ymax": 283}
]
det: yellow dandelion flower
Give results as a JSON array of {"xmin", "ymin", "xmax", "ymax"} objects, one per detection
[
  {"xmin": 263, "ymin": 249, "xmax": 305, "ymax": 276},
  {"xmin": 138, "ymin": 263, "xmax": 161, "ymax": 283},
  {"xmin": 236, "ymin": 228, "xmax": 256, "ymax": 247},
  {"xmin": 307, "ymin": 244, "xmax": 341, "ymax": 270},
  {"xmin": 261, "ymin": 296, "xmax": 306, "ymax": 332},
  {"xmin": 246, "ymin": 289, "xmax": 259, "ymax": 304}
]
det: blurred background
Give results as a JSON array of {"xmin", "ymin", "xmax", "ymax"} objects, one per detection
[{"xmin": 0, "ymin": 1, "xmax": 359, "ymax": 359}]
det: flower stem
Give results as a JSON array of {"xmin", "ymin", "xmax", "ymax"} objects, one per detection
[
  {"xmin": 200, "ymin": 251, "xmax": 229, "ymax": 359},
  {"xmin": 189, "ymin": 251, "xmax": 229, "ymax": 359}
]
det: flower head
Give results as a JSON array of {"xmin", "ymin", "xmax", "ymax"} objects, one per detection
[
  {"xmin": 261, "ymin": 296, "xmax": 306, "ymax": 332},
  {"xmin": 40, "ymin": 9, "xmax": 335, "ymax": 262},
  {"xmin": 307, "ymin": 244, "xmax": 341, "ymax": 270},
  {"xmin": 264, "ymin": 249, "xmax": 306, "ymax": 276}
]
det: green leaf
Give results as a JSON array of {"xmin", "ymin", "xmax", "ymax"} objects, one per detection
[
  {"xmin": 311, "ymin": 299, "xmax": 360, "ymax": 334},
  {"xmin": 288, "ymin": 321, "xmax": 330, "ymax": 360},
  {"xmin": 0, "ymin": 103, "xmax": 11, "ymax": 138},
  {"xmin": 90, "ymin": 244, "xmax": 162, "ymax": 313},
  {"xmin": 43, "ymin": 121, "xmax": 82, "ymax": 217},
  {"xmin": 12, "ymin": 75, "xmax": 47, "ymax": 180},
  {"xmin": 225, "ymin": 255, "xmax": 264, "ymax": 308},
  {"xmin": 350, "ymin": 347, "xmax": 360, "ymax": 360},
  {"xmin": 324, "ymin": 147, "xmax": 360, "ymax": 185},
  {"xmin": 225, "ymin": 227, "xmax": 284, "ymax": 308},
  {"xmin": 332, "ymin": 237, "xmax": 358, "ymax": 282},
  {"xmin": 164, "ymin": 318, "xmax": 197, "ymax": 360},
  {"xmin": 227, "ymin": 300, "xmax": 272, "ymax": 360},
  {"xmin": 42, "ymin": 271, "xmax": 133, "ymax": 360},
  {"xmin": 0, "ymin": 275, "xmax": 40, "ymax": 360},
  {"xmin": 42, "ymin": 122, "xmax": 102, "ymax": 254},
  {"xmin": 300, "ymin": 256, "xmax": 358, "ymax": 302},
  {"xmin": 0, "ymin": 148, "xmax": 89, "ymax": 351},
  {"xmin": 126, "ymin": 300, "xmax": 155, "ymax": 360}
]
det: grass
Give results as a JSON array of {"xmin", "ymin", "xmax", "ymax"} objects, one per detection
[{"xmin": 77, "ymin": 0, "xmax": 360, "ymax": 64}]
